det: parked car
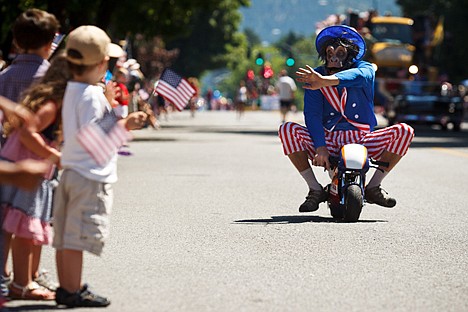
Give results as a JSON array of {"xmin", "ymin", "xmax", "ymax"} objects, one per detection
[{"xmin": 386, "ymin": 81, "xmax": 465, "ymax": 131}]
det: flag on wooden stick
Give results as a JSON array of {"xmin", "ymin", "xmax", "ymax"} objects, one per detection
[
  {"xmin": 154, "ymin": 69, "xmax": 195, "ymax": 111},
  {"xmin": 77, "ymin": 110, "xmax": 130, "ymax": 166}
]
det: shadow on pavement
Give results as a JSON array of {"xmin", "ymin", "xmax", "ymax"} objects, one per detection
[
  {"xmin": 197, "ymin": 129, "xmax": 279, "ymax": 136},
  {"xmin": 409, "ymin": 124, "xmax": 468, "ymax": 148},
  {"xmin": 132, "ymin": 137, "xmax": 178, "ymax": 142},
  {"xmin": 233, "ymin": 215, "xmax": 387, "ymax": 224},
  {"xmin": 7, "ymin": 303, "xmax": 58, "ymax": 311},
  {"xmin": 201, "ymin": 125, "xmax": 468, "ymax": 148},
  {"xmin": 134, "ymin": 119, "xmax": 468, "ymax": 147}
]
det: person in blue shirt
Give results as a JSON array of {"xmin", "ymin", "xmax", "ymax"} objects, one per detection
[{"xmin": 279, "ymin": 25, "xmax": 414, "ymax": 213}]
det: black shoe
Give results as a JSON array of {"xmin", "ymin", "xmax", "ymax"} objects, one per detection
[
  {"xmin": 56, "ymin": 284, "xmax": 110, "ymax": 308},
  {"xmin": 299, "ymin": 188, "xmax": 328, "ymax": 212},
  {"xmin": 365, "ymin": 185, "xmax": 396, "ymax": 208}
]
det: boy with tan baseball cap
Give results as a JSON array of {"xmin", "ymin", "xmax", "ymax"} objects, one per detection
[
  {"xmin": 65, "ymin": 25, "xmax": 124, "ymax": 66},
  {"xmin": 53, "ymin": 25, "xmax": 146, "ymax": 308}
]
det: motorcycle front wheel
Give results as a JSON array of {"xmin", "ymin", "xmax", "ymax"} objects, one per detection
[{"xmin": 344, "ymin": 184, "xmax": 363, "ymax": 222}]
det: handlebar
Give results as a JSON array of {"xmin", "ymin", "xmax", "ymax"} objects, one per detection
[{"xmin": 328, "ymin": 156, "xmax": 389, "ymax": 169}]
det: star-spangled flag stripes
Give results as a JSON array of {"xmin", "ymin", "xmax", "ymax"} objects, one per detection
[
  {"xmin": 48, "ymin": 33, "xmax": 65, "ymax": 60},
  {"xmin": 154, "ymin": 68, "xmax": 195, "ymax": 111},
  {"xmin": 320, "ymin": 86, "xmax": 370, "ymax": 133},
  {"xmin": 77, "ymin": 110, "xmax": 131, "ymax": 166}
]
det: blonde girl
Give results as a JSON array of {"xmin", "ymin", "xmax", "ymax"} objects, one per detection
[{"xmin": 0, "ymin": 53, "xmax": 70, "ymax": 300}]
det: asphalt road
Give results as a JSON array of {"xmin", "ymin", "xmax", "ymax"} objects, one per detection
[{"xmin": 6, "ymin": 110, "xmax": 468, "ymax": 312}]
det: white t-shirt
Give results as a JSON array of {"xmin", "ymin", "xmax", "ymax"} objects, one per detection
[
  {"xmin": 61, "ymin": 81, "xmax": 118, "ymax": 183},
  {"xmin": 275, "ymin": 75, "xmax": 297, "ymax": 101},
  {"xmin": 237, "ymin": 86, "xmax": 248, "ymax": 102}
]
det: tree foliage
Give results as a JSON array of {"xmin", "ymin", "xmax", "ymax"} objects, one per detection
[
  {"xmin": 243, "ymin": 27, "xmax": 261, "ymax": 47},
  {"xmin": 0, "ymin": 0, "xmax": 250, "ymax": 79},
  {"xmin": 274, "ymin": 31, "xmax": 304, "ymax": 57},
  {"xmin": 166, "ymin": 0, "xmax": 249, "ymax": 77},
  {"xmin": 219, "ymin": 28, "xmax": 320, "ymax": 108}
]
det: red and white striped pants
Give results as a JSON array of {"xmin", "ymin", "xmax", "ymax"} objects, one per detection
[{"xmin": 278, "ymin": 122, "xmax": 414, "ymax": 159}]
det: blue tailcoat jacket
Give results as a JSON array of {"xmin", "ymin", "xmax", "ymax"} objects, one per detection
[{"xmin": 304, "ymin": 60, "xmax": 377, "ymax": 148}]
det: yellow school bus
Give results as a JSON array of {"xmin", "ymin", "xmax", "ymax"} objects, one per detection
[{"xmin": 368, "ymin": 16, "xmax": 415, "ymax": 70}]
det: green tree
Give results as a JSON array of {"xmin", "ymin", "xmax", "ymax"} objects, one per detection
[
  {"xmin": 0, "ymin": 0, "xmax": 250, "ymax": 79},
  {"xmin": 166, "ymin": 0, "xmax": 249, "ymax": 77},
  {"xmin": 244, "ymin": 27, "xmax": 261, "ymax": 47},
  {"xmin": 219, "ymin": 32, "xmax": 321, "ymax": 110},
  {"xmin": 274, "ymin": 31, "xmax": 304, "ymax": 56}
]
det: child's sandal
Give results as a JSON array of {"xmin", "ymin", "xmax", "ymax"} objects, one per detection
[{"xmin": 8, "ymin": 281, "xmax": 55, "ymax": 300}]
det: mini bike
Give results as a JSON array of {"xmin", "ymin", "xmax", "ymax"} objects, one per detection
[{"xmin": 326, "ymin": 143, "xmax": 388, "ymax": 222}]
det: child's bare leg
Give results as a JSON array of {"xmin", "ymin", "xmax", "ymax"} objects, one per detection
[
  {"xmin": 56, "ymin": 249, "xmax": 83, "ymax": 293},
  {"xmin": 31, "ymin": 245, "xmax": 41, "ymax": 279},
  {"xmin": 3, "ymin": 231, "xmax": 12, "ymax": 276},
  {"xmin": 11, "ymin": 236, "xmax": 33, "ymax": 286}
]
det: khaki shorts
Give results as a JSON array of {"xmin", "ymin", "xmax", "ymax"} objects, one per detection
[{"xmin": 52, "ymin": 169, "xmax": 113, "ymax": 256}]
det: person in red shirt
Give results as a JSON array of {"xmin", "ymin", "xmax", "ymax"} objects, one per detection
[{"xmin": 113, "ymin": 68, "xmax": 130, "ymax": 118}]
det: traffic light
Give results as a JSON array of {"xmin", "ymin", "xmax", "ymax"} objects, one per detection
[
  {"xmin": 255, "ymin": 52, "xmax": 264, "ymax": 66},
  {"xmin": 286, "ymin": 53, "xmax": 295, "ymax": 67}
]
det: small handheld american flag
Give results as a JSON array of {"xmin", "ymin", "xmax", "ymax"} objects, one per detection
[
  {"xmin": 154, "ymin": 69, "xmax": 195, "ymax": 111},
  {"xmin": 48, "ymin": 33, "xmax": 65, "ymax": 60},
  {"xmin": 77, "ymin": 110, "xmax": 131, "ymax": 166}
]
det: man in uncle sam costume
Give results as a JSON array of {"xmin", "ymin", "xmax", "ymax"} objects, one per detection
[{"xmin": 278, "ymin": 25, "xmax": 415, "ymax": 213}]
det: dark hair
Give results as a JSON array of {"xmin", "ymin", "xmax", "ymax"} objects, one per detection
[
  {"xmin": 67, "ymin": 60, "xmax": 94, "ymax": 76},
  {"xmin": 13, "ymin": 8, "xmax": 60, "ymax": 51},
  {"xmin": 318, "ymin": 37, "xmax": 360, "ymax": 65}
]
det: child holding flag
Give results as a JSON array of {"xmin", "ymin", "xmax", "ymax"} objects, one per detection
[{"xmin": 53, "ymin": 25, "xmax": 146, "ymax": 308}]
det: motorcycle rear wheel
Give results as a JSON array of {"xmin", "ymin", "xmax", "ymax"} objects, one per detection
[{"xmin": 343, "ymin": 184, "xmax": 363, "ymax": 222}]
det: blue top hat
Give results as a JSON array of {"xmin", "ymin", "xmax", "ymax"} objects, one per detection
[{"xmin": 315, "ymin": 25, "xmax": 366, "ymax": 61}]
